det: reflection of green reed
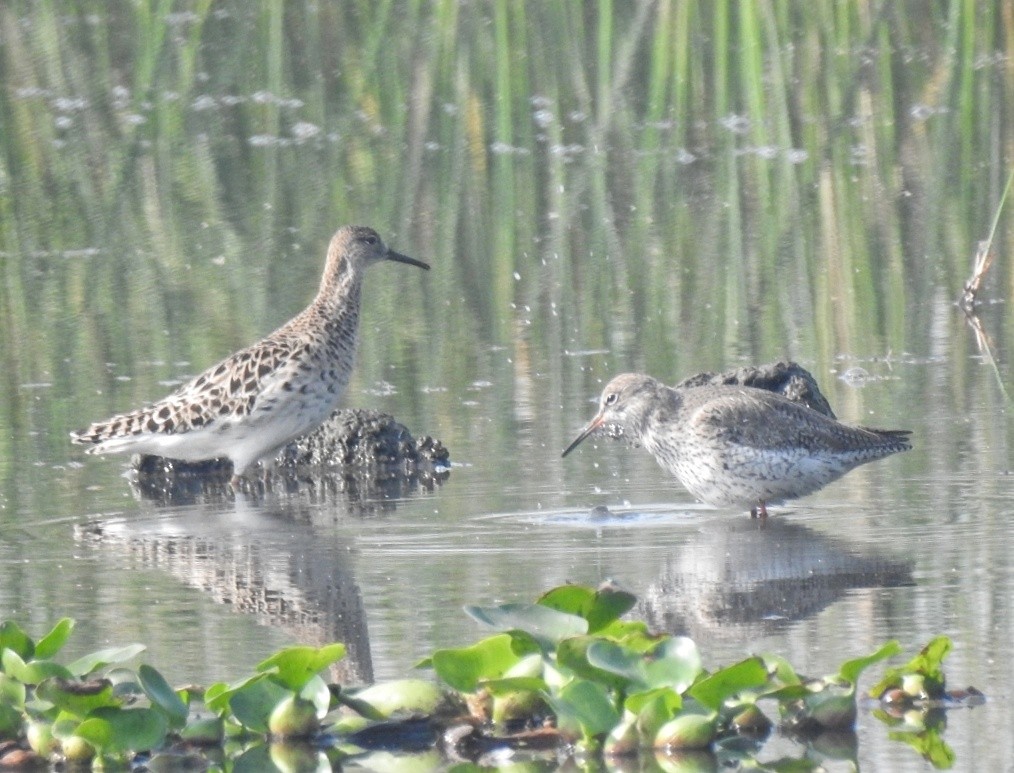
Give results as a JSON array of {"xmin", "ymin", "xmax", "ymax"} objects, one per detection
[{"xmin": 0, "ymin": 1, "xmax": 1009, "ymax": 460}]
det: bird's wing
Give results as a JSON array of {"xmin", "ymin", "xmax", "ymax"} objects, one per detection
[
  {"xmin": 71, "ymin": 335, "xmax": 304, "ymax": 443},
  {"xmin": 686, "ymin": 388, "xmax": 895, "ymax": 454}
]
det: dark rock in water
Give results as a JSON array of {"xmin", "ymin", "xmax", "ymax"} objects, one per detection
[
  {"xmin": 675, "ymin": 360, "xmax": 836, "ymax": 419},
  {"xmin": 131, "ymin": 408, "xmax": 449, "ymax": 504},
  {"xmin": 278, "ymin": 408, "xmax": 448, "ymax": 468}
]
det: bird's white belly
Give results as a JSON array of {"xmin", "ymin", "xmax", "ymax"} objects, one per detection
[{"xmin": 669, "ymin": 445, "xmax": 849, "ymax": 508}]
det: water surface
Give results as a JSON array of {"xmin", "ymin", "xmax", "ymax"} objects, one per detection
[{"xmin": 0, "ymin": 2, "xmax": 1011, "ymax": 769}]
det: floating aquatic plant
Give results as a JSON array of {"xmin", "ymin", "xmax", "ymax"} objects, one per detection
[{"xmin": 0, "ymin": 586, "xmax": 978, "ymax": 770}]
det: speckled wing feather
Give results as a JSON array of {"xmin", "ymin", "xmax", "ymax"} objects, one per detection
[{"xmin": 71, "ymin": 333, "xmax": 301, "ymax": 446}]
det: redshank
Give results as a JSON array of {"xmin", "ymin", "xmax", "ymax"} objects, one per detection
[
  {"xmin": 562, "ymin": 373, "xmax": 911, "ymax": 517},
  {"xmin": 71, "ymin": 226, "xmax": 428, "ymax": 482}
]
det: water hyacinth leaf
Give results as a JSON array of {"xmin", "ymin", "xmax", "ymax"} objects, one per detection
[
  {"xmin": 654, "ymin": 711, "xmax": 718, "ymax": 750},
  {"xmin": 180, "ymin": 715, "xmax": 225, "ymax": 744},
  {"xmin": 66, "ymin": 643, "xmax": 146, "ymax": 677},
  {"xmin": 299, "ymin": 674, "xmax": 332, "ymax": 718},
  {"xmin": 870, "ymin": 637, "xmax": 951, "ymax": 699},
  {"xmin": 89, "ymin": 706, "xmax": 169, "ymax": 754},
  {"xmin": 232, "ymin": 743, "xmax": 274, "ymax": 772},
  {"xmin": 888, "ymin": 727, "xmax": 955, "ymax": 768},
  {"xmin": 34, "ymin": 619, "xmax": 75, "ymax": 660},
  {"xmin": 3, "ymin": 654, "xmax": 74, "ymax": 686},
  {"xmin": 687, "ymin": 657, "xmax": 770, "ymax": 712},
  {"xmin": 431, "ymin": 633, "xmax": 521, "ymax": 692},
  {"xmin": 537, "ymin": 584, "xmax": 637, "ymax": 632},
  {"xmin": 348, "ymin": 679, "xmax": 447, "ymax": 718},
  {"xmin": 556, "ymin": 637, "xmax": 632, "ymax": 691},
  {"xmin": 549, "ymin": 678, "xmax": 621, "ymax": 738},
  {"xmin": 585, "ymin": 586, "xmax": 638, "ymax": 633},
  {"xmin": 0, "ymin": 621, "xmax": 34, "ymax": 661},
  {"xmin": 643, "ymin": 637, "xmax": 703, "ymax": 693},
  {"xmin": 36, "ymin": 677, "xmax": 119, "ymax": 716},
  {"xmin": 597, "ymin": 619, "xmax": 652, "ymax": 641},
  {"xmin": 837, "ymin": 640, "xmax": 902, "ymax": 686},
  {"xmin": 481, "ymin": 676, "xmax": 549, "ymax": 696},
  {"xmin": 0, "ymin": 674, "xmax": 26, "ymax": 710},
  {"xmin": 256, "ymin": 643, "xmax": 346, "ymax": 691},
  {"xmin": 763, "ymin": 653, "xmax": 801, "ymax": 686},
  {"xmin": 72, "ymin": 717, "xmax": 112, "ymax": 752},
  {"xmin": 630, "ymin": 688, "xmax": 682, "ymax": 741},
  {"xmin": 603, "ymin": 713, "xmax": 640, "ymax": 756},
  {"xmin": 586, "ymin": 639, "xmax": 647, "ymax": 686},
  {"xmin": 464, "ymin": 602, "xmax": 588, "ymax": 646},
  {"xmin": 625, "ymin": 686, "xmax": 681, "ymax": 717},
  {"xmin": 268, "ymin": 695, "xmax": 319, "ymax": 738},
  {"xmin": 0, "ymin": 702, "xmax": 21, "ymax": 739},
  {"xmin": 804, "ymin": 687, "xmax": 857, "ymax": 730},
  {"xmin": 536, "ymin": 585, "xmax": 596, "ymax": 617},
  {"xmin": 204, "ymin": 673, "xmax": 268, "ymax": 716},
  {"xmin": 138, "ymin": 664, "xmax": 188, "ymax": 726},
  {"xmin": 229, "ymin": 677, "xmax": 292, "ymax": 733}
]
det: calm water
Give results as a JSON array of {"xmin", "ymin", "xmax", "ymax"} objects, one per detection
[{"xmin": 1, "ymin": 2, "xmax": 1012, "ymax": 770}]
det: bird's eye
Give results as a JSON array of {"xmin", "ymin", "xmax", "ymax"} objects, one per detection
[
  {"xmin": 361, "ymin": 235, "xmax": 378, "ymax": 245},
  {"xmin": 605, "ymin": 392, "xmax": 618, "ymax": 406}
]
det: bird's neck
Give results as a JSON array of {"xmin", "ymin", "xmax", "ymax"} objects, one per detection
[
  {"xmin": 301, "ymin": 258, "xmax": 365, "ymax": 344},
  {"xmin": 313, "ymin": 257, "xmax": 364, "ymax": 315},
  {"xmin": 638, "ymin": 386, "xmax": 679, "ymax": 451}
]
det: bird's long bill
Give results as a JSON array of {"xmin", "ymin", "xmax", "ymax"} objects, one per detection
[
  {"xmin": 387, "ymin": 249, "xmax": 430, "ymax": 270},
  {"xmin": 561, "ymin": 413, "xmax": 605, "ymax": 458}
]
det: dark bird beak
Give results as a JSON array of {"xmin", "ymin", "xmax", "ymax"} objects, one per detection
[
  {"xmin": 387, "ymin": 249, "xmax": 430, "ymax": 270},
  {"xmin": 561, "ymin": 413, "xmax": 605, "ymax": 458}
]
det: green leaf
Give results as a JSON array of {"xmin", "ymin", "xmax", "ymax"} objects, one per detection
[
  {"xmin": 230, "ymin": 678, "xmax": 291, "ymax": 733},
  {"xmin": 537, "ymin": 584, "xmax": 637, "ymax": 633},
  {"xmin": 481, "ymin": 676, "xmax": 549, "ymax": 696},
  {"xmin": 138, "ymin": 665, "xmax": 188, "ymax": 726},
  {"xmin": 0, "ymin": 622, "xmax": 34, "ymax": 661},
  {"xmin": 888, "ymin": 728, "xmax": 956, "ymax": 769},
  {"xmin": 763, "ymin": 653, "xmax": 802, "ymax": 686},
  {"xmin": 870, "ymin": 637, "xmax": 952, "ymax": 699},
  {"xmin": 597, "ymin": 619, "xmax": 652, "ymax": 641},
  {"xmin": 628, "ymin": 687, "xmax": 681, "ymax": 742},
  {"xmin": 34, "ymin": 619, "xmax": 75, "ymax": 660},
  {"xmin": 464, "ymin": 603, "xmax": 587, "ymax": 647},
  {"xmin": 548, "ymin": 678, "xmax": 621, "ymax": 739},
  {"xmin": 66, "ymin": 644, "xmax": 146, "ymax": 677},
  {"xmin": 299, "ymin": 674, "xmax": 332, "ymax": 718},
  {"xmin": 0, "ymin": 673, "xmax": 26, "ymax": 710},
  {"xmin": 36, "ymin": 677, "xmax": 119, "ymax": 717},
  {"xmin": 2, "ymin": 649, "xmax": 72, "ymax": 685},
  {"xmin": 643, "ymin": 637, "xmax": 703, "ymax": 693},
  {"xmin": 72, "ymin": 717, "xmax": 112, "ymax": 752},
  {"xmin": 256, "ymin": 644, "xmax": 346, "ymax": 692},
  {"xmin": 838, "ymin": 640, "xmax": 902, "ymax": 686},
  {"xmin": 585, "ymin": 639, "xmax": 646, "ymax": 686},
  {"xmin": 85, "ymin": 707, "xmax": 169, "ymax": 754},
  {"xmin": 556, "ymin": 637, "xmax": 632, "ymax": 691},
  {"xmin": 431, "ymin": 634, "xmax": 521, "ymax": 692},
  {"xmin": 624, "ymin": 686, "xmax": 681, "ymax": 716},
  {"xmin": 204, "ymin": 673, "xmax": 267, "ymax": 716},
  {"xmin": 347, "ymin": 679, "xmax": 447, "ymax": 718},
  {"xmin": 0, "ymin": 702, "xmax": 22, "ymax": 738},
  {"xmin": 687, "ymin": 657, "xmax": 770, "ymax": 712}
]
